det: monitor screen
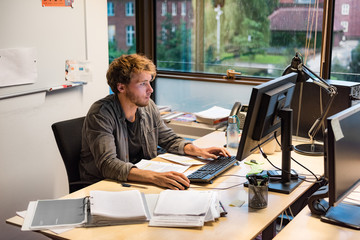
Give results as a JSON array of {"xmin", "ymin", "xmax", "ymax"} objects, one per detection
[
  {"xmin": 236, "ymin": 72, "xmax": 300, "ymax": 194},
  {"xmin": 326, "ymin": 103, "xmax": 360, "ymax": 207}
]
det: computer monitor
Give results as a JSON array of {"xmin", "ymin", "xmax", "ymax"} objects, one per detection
[
  {"xmin": 320, "ymin": 103, "xmax": 360, "ymax": 229},
  {"xmin": 236, "ymin": 72, "xmax": 303, "ymax": 194}
]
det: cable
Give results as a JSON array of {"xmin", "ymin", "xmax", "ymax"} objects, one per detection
[
  {"xmin": 257, "ymin": 144, "xmax": 322, "ymax": 184},
  {"xmin": 274, "ymin": 132, "xmax": 320, "ymax": 181},
  {"xmin": 288, "ymin": 206, "xmax": 294, "ymax": 219},
  {"xmin": 278, "ymin": 212, "xmax": 284, "ymax": 231},
  {"xmin": 190, "ymin": 182, "xmax": 246, "ymax": 190}
]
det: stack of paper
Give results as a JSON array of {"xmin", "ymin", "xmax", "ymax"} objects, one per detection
[
  {"xmin": 149, "ymin": 190, "xmax": 222, "ymax": 228},
  {"xmin": 89, "ymin": 190, "xmax": 150, "ymax": 226},
  {"xmin": 194, "ymin": 106, "xmax": 231, "ymax": 125}
]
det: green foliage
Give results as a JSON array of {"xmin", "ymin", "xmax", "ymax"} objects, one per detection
[
  {"xmin": 157, "ymin": 14, "xmax": 192, "ymax": 71},
  {"xmin": 349, "ymin": 43, "xmax": 360, "ymax": 79},
  {"xmin": 108, "ymin": 39, "xmax": 136, "ymax": 64},
  {"xmin": 108, "ymin": 40, "xmax": 125, "ymax": 64},
  {"xmin": 205, "ymin": 0, "xmax": 272, "ymax": 62}
]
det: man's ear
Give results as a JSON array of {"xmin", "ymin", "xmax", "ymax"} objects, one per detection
[{"xmin": 117, "ymin": 83, "xmax": 125, "ymax": 93}]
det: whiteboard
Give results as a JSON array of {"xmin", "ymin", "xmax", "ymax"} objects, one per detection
[{"xmin": 0, "ymin": 0, "xmax": 86, "ymax": 99}]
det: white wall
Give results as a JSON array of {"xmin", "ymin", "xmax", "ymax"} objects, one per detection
[{"xmin": 0, "ymin": 1, "xmax": 109, "ymax": 239}]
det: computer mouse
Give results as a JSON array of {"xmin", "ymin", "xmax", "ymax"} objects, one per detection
[{"xmin": 177, "ymin": 181, "xmax": 189, "ymax": 190}]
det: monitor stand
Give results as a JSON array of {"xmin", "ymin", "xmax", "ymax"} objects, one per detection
[
  {"xmin": 245, "ymin": 109, "xmax": 304, "ymax": 194},
  {"xmin": 309, "ymin": 185, "xmax": 360, "ymax": 230},
  {"xmin": 321, "ymin": 203, "xmax": 360, "ymax": 230},
  {"xmin": 267, "ymin": 177, "xmax": 304, "ymax": 194},
  {"xmin": 274, "ymin": 108, "xmax": 303, "ymax": 194}
]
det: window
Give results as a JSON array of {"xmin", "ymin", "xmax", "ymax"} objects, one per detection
[
  {"xmin": 108, "ymin": 25, "xmax": 116, "ymax": 42},
  {"xmin": 341, "ymin": 4, "xmax": 350, "ymax": 15},
  {"xmin": 161, "ymin": 26, "xmax": 167, "ymax": 41},
  {"xmin": 341, "ymin": 21, "xmax": 349, "ymax": 33},
  {"xmin": 156, "ymin": 0, "xmax": 323, "ymax": 78},
  {"xmin": 181, "ymin": 2, "xmax": 186, "ymax": 16},
  {"xmin": 126, "ymin": 2, "xmax": 135, "ymax": 16},
  {"xmin": 108, "ymin": 2, "xmax": 114, "ymax": 16},
  {"xmin": 331, "ymin": 0, "xmax": 360, "ymax": 82},
  {"xmin": 297, "ymin": 0, "xmax": 315, "ymax": 4},
  {"xmin": 126, "ymin": 25, "xmax": 135, "ymax": 46},
  {"xmin": 162, "ymin": 2, "xmax": 167, "ymax": 16},
  {"xmin": 107, "ymin": 0, "xmax": 136, "ymax": 64},
  {"xmin": 172, "ymin": 2, "xmax": 177, "ymax": 16}
]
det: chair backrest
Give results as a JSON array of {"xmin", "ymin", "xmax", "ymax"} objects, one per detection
[{"xmin": 51, "ymin": 117, "xmax": 85, "ymax": 192}]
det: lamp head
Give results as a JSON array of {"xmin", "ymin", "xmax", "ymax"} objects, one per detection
[{"xmin": 283, "ymin": 53, "xmax": 309, "ymax": 83}]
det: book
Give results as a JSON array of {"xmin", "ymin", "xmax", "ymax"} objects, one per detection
[
  {"xmin": 194, "ymin": 106, "xmax": 231, "ymax": 125},
  {"xmin": 22, "ymin": 190, "xmax": 150, "ymax": 231}
]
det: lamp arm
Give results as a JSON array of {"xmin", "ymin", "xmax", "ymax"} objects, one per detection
[
  {"xmin": 307, "ymin": 93, "xmax": 337, "ymax": 143},
  {"xmin": 302, "ymin": 65, "xmax": 337, "ymax": 97},
  {"xmin": 301, "ymin": 65, "xmax": 338, "ymax": 143}
]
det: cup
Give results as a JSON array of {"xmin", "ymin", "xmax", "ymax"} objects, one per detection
[{"xmin": 248, "ymin": 183, "xmax": 268, "ymax": 209}]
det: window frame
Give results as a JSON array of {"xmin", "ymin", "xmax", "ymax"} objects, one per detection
[
  {"xmin": 126, "ymin": 25, "xmax": 135, "ymax": 46},
  {"xmin": 108, "ymin": 25, "xmax": 116, "ymax": 42},
  {"xmin": 181, "ymin": 2, "xmax": 186, "ymax": 16},
  {"xmin": 125, "ymin": 2, "xmax": 135, "ymax": 16},
  {"xmin": 172, "ymin": 2, "xmax": 177, "ymax": 16},
  {"xmin": 108, "ymin": 1, "xmax": 115, "ymax": 16},
  {"xmin": 135, "ymin": 0, "xmax": 335, "ymax": 85},
  {"xmin": 341, "ymin": 3, "xmax": 350, "ymax": 15}
]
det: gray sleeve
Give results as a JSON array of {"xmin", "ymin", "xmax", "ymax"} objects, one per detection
[
  {"xmin": 150, "ymin": 102, "xmax": 192, "ymax": 155},
  {"xmin": 84, "ymin": 110, "xmax": 134, "ymax": 182}
]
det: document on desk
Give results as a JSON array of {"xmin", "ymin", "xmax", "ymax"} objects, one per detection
[
  {"xmin": 89, "ymin": 190, "xmax": 150, "ymax": 225},
  {"xmin": 21, "ymin": 190, "xmax": 150, "ymax": 231},
  {"xmin": 135, "ymin": 159, "xmax": 190, "ymax": 173},
  {"xmin": 158, "ymin": 153, "xmax": 206, "ymax": 166},
  {"xmin": 149, "ymin": 190, "xmax": 219, "ymax": 228}
]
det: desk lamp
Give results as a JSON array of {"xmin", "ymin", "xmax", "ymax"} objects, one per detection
[{"xmin": 283, "ymin": 53, "xmax": 338, "ymax": 156}]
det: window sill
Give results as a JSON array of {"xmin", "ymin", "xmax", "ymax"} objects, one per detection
[{"xmin": 157, "ymin": 71, "xmax": 270, "ymax": 86}]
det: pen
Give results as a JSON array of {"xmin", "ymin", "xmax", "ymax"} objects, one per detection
[
  {"xmin": 48, "ymin": 83, "xmax": 82, "ymax": 91},
  {"xmin": 120, "ymin": 182, "xmax": 148, "ymax": 189},
  {"xmin": 219, "ymin": 201, "xmax": 228, "ymax": 216}
]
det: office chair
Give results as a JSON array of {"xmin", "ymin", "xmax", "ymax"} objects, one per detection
[{"xmin": 51, "ymin": 116, "xmax": 93, "ymax": 193}]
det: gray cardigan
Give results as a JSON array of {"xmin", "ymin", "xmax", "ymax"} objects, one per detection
[{"xmin": 79, "ymin": 94, "xmax": 191, "ymax": 182}]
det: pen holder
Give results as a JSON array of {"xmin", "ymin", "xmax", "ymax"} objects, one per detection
[{"xmin": 247, "ymin": 174, "xmax": 269, "ymax": 209}]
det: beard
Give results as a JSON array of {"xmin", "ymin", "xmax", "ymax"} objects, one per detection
[{"xmin": 125, "ymin": 91, "xmax": 150, "ymax": 107}]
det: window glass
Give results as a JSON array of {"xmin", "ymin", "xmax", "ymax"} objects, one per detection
[
  {"xmin": 156, "ymin": 0, "xmax": 323, "ymax": 78},
  {"xmin": 108, "ymin": 25, "xmax": 116, "ymax": 42},
  {"xmin": 181, "ymin": 2, "xmax": 186, "ymax": 16},
  {"xmin": 126, "ymin": 2, "xmax": 135, "ymax": 16},
  {"xmin": 162, "ymin": 2, "xmax": 167, "ymax": 16},
  {"xmin": 331, "ymin": 0, "xmax": 360, "ymax": 82},
  {"xmin": 172, "ymin": 2, "xmax": 177, "ymax": 16},
  {"xmin": 126, "ymin": 25, "xmax": 135, "ymax": 46},
  {"xmin": 108, "ymin": 0, "xmax": 136, "ymax": 64},
  {"xmin": 108, "ymin": 2, "xmax": 115, "ymax": 16},
  {"xmin": 341, "ymin": 4, "xmax": 349, "ymax": 15}
]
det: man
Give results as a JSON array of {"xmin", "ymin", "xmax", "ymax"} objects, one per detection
[{"xmin": 80, "ymin": 54, "xmax": 230, "ymax": 190}]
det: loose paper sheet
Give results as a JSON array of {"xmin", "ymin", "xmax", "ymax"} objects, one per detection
[
  {"xmin": 0, "ymin": 48, "xmax": 37, "ymax": 87},
  {"xmin": 136, "ymin": 159, "xmax": 190, "ymax": 173}
]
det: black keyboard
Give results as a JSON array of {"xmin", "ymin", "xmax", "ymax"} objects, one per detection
[{"xmin": 187, "ymin": 156, "xmax": 238, "ymax": 183}]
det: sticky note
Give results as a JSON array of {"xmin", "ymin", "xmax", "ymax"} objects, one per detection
[{"xmin": 331, "ymin": 118, "xmax": 344, "ymax": 141}]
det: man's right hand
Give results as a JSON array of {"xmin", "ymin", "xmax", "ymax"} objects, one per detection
[{"xmin": 127, "ymin": 168, "xmax": 190, "ymax": 190}]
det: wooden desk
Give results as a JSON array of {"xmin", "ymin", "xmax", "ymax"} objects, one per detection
[
  {"xmin": 6, "ymin": 131, "xmax": 324, "ymax": 240},
  {"xmin": 273, "ymin": 205, "xmax": 360, "ymax": 240}
]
